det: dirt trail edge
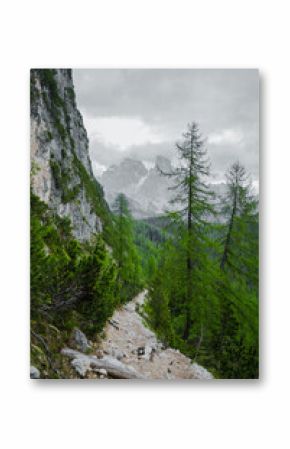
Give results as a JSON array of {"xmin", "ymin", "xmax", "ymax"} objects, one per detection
[{"xmin": 62, "ymin": 290, "xmax": 214, "ymax": 379}]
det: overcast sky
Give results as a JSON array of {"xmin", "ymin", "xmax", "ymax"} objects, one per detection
[{"xmin": 73, "ymin": 69, "xmax": 259, "ymax": 184}]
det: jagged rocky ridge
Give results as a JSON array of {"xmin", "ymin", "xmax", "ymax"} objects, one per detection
[
  {"xmin": 30, "ymin": 69, "xmax": 110, "ymax": 241},
  {"xmin": 100, "ymin": 155, "xmax": 227, "ymax": 219},
  {"xmin": 100, "ymin": 156, "xmax": 175, "ymax": 218}
]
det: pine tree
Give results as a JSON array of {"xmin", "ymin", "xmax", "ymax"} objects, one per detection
[
  {"xmin": 30, "ymin": 192, "xmax": 119, "ymax": 376},
  {"xmin": 112, "ymin": 193, "xmax": 143, "ymax": 302},
  {"xmin": 158, "ymin": 122, "xmax": 215, "ymax": 341},
  {"xmin": 217, "ymin": 161, "xmax": 259, "ymax": 378},
  {"xmin": 220, "ymin": 161, "xmax": 258, "ymax": 274}
]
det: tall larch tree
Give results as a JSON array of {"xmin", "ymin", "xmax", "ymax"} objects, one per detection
[
  {"xmin": 112, "ymin": 193, "xmax": 143, "ymax": 303},
  {"xmin": 158, "ymin": 122, "xmax": 215, "ymax": 341},
  {"xmin": 217, "ymin": 161, "xmax": 259, "ymax": 378}
]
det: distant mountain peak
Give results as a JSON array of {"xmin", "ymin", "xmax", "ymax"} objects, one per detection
[
  {"xmin": 121, "ymin": 158, "xmax": 147, "ymax": 170},
  {"xmin": 155, "ymin": 155, "xmax": 172, "ymax": 172},
  {"xmin": 100, "ymin": 155, "xmax": 174, "ymax": 218}
]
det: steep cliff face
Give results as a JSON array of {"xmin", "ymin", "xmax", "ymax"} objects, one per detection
[{"xmin": 30, "ymin": 69, "xmax": 110, "ymax": 241}]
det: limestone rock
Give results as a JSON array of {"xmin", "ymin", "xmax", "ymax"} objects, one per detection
[
  {"xmin": 95, "ymin": 350, "xmax": 104, "ymax": 358},
  {"xmin": 97, "ymin": 290, "xmax": 215, "ymax": 380},
  {"xmin": 94, "ymin": 368, "xmax": 107, "ymax": 376},
  {"xmin": 71, "ymin": 356, "xmax": 91, "ymax": 377},
  {"xmin": 191, "ymin": 363, "xmax": 214, "ymax": 380},
  {"xmin": 60, "ymin": 290, "xmax": 214, "ymax": 380},
  {"xmin": 61, "ymin": 348, "xmax": 145, "ymax": 379},
  {"xmin": 72, "ymin": 328, "xmax": 92, "ymax": 353},
  {"xmin": 110, "ymin": 348, "xmax": 125, "ymax": 360},
  {"xmin": 30, "ymin": 365, "xmax": 40, "ymax": 379},
  {"xmin": 30, "ymin": 69, "xmax": 107, "ymax": 242}
]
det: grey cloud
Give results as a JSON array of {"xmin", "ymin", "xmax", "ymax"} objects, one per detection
[
  {"xmin": 89, "ymin": 139, "xmax": 176, "ymax": 168},
  {"xmin": 89, "ymin": 139, "xmax": 124, "ymax": 167},
  {"xmin": 127, "ymin": 141, "xmax": 176, "ymax": 163},
  {"xmin": 74, "ymin": 69, "xmax": 259, "ymax": 180}
]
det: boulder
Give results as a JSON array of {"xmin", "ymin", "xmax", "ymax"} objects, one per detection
[
  {"xmin": 111, "ymin": 348, "xmax": 125, "ymax": 360},
  {"xmin": 30, "ymin": 365, "xmax": 40, "ymax": 379},
  {"xmin": 71, "ymin": 356, "xmax": 91, "ymax": 377},
  {"xmin": 72, "ymin": 328, "xmax": 92, "ymax": 353},
  {"xmin": 61, "ymin": 347, "xmax": 145, "ymax": 379},
  {"xmin": 94, "ymin": 368, "xmax": 107, "ymax": 376},
  {"xmin": 95, "ymin": 349, "xmax": 104, "ymax": 358},
  {"xmin": 109, "ymin": 319, "xmax": 120, "ymax": 330},
  {"xmin": 191, "ymin": 363, "xmax": 214, "ymax": 380}
]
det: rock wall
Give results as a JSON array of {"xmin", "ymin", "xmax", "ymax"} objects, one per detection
[{"xmin": 30, "ymin": 69, "xmax": 109, "ymax": 241}]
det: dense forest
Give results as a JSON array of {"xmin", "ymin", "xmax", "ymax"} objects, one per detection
[
  {"xmin": 30, "ymin": 70, "xmax": 258, "ymax": 379},
  {"xmin": 141, "ymin": 124, "xmax": 259, "ymax": 379}
]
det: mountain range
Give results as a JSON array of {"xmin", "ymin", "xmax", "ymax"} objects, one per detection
[{"xmin": 99, "ymin": 156, "xmax": 227, "ymax": 219}]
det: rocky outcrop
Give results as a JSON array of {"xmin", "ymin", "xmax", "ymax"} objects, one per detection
[
  {"xmin": 30, "ymin": 69, "xmax": 109, "ymax": 241},
  {"xmin": 101, "ymin": 158, "xmax": 148, "ymax": 193},
  {"xmin": 61, "ymin": 348, "xmax": 145, "ymax": 379},
  {"xmin": 71, "ymin": 328, "xmax": 92, "ymax": 353},
  {"xmin": 30, "ymin": 365, "xmax": 40, "ymax": 379}
]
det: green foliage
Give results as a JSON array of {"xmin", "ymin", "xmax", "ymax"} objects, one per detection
[
  {"xmin": 31, "ymin": 69, "xmax": 68, "ymax": 142},
  {"xmin": 213, "ymin": 162, "xmax": 259, "ymax": 378},
  {"xmin": 75, "ymin": 237, "xmax": 118, "ymax": 335},
  {"xmin": 66, "ymin": 87, "xmax": 76, "ymax": 103},
  {"xmin": 133, "ymin": 219, "xmax": 167, "ymax": 284},
  {"xmin": 30, "ymin": 192, "xmax": 118, "ymax": 376},
  {"xmin": 38, "ymin": 69, "xmax": 64, "ymax": 108},
  {"xmin": 44, "ymin": 130, "xmax": 53, "ymax": 142},
  {"xmin": 145, "ymin": 282, "xmax": 174, "ymax": 347},
  {"xmin": 30, "ymin": 70, "xmax": 149, "ymax": 377},
  {"xmin": 49, "ymin": 158, "xmax": 62, "ymax": 189},
  {"xmin": 112, "ymin": 194, "xmax": 144, "ymax": 303},
  {"xmin": 36, "ymin": 69, "xmax": 68, "ymax": 141},
  {"xmin": 71, "ymin": 151, "xmax": 113, "ymax": 239},
  {"xmin": 31, "ymin": 74, "xmax": 259, "ymax": 380},
  {"xmin": 30, "ymin": 71, "xmax": 40, "ymax": 112},
  {"xmin": 155, "ymin": 122, "xmax": 216, "ymax": 342},
  {"xmin": 49, "ymin": 157, "xmax": 80, "ymax": 203},
  {"xmin": 145, "ymin": 126, "xmax": 259, "ymax": 379},
  {"xmin": 146, "ymin": 223, "xmax": 221, "ymax": 357}
]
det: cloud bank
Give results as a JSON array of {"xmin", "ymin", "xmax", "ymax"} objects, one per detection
[{"xmin": 73, "ymin": 69, "xmax": 259, "ymax": 182}]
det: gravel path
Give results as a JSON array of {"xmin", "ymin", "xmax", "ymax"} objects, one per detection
[{"xmin": 99, "ymin": 290, "xmax": 213, "ymax": 380}]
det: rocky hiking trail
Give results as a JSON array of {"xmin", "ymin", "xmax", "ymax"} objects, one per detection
[{"xmin": 61, "ymin": 290, "xmax": 214, "ymax": 380}]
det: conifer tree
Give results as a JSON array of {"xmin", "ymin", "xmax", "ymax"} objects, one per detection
[
  {"xmin": 220, "ymin": 161, "xmax": 258, "ymax": 273},
  {"xmin": 217, "ymin": 161, "xmax": 259, "ymax": 377},
  {"xmin": 158, "ymin": 122, "xmax": 215, "ymax": 341},
  {"xmin": 112, "ymin": 193, "xmax": 143, "ymax": 302}
]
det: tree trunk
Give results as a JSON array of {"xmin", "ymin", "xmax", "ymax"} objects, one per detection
[
  {"xmin": 220, "ymin": 187, "xmax": 237, "ymax": 271},
  {"xmin": 183, "ymin": 135, "xmax": 194, "ymax": 340}
]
